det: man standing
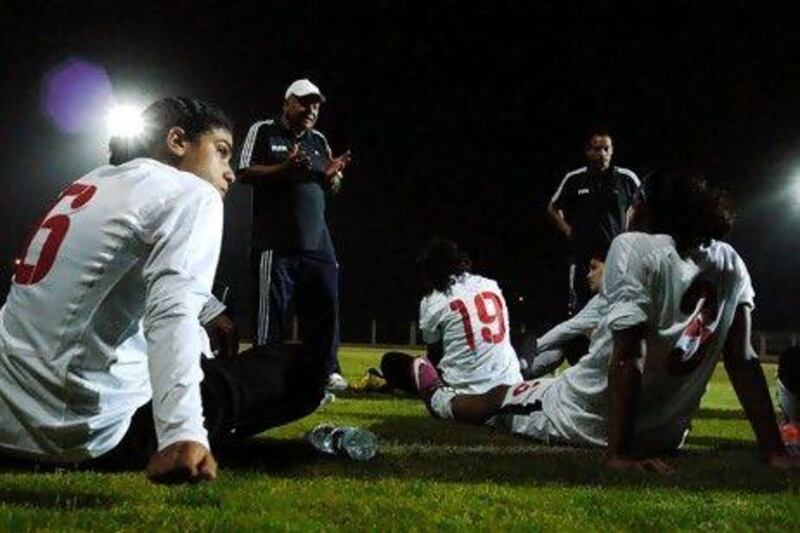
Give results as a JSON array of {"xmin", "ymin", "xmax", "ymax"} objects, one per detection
[
  {"xmin": 239, "ymin": 79, "xmax": 351, "ymax": 391},
  {"xmin": 547, "ymin": 131, "xmax": 640, "ymax": 315}
]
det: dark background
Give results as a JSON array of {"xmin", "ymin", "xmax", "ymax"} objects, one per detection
[{"xmin": 2, "ymin": 2, "xmax": 800, "ymax": 342}]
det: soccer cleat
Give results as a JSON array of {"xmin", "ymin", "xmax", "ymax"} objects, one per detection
[
  {"xmin": 326, "ymin": 372, "xmax": 348, "ymax": 392},
  {"xmin": 350, "ymin": 368, "xmax": 389, "ymax": 392},
  {"xmin": 411, "ymin": 357, "xmax": 443, "ymax": 407}
]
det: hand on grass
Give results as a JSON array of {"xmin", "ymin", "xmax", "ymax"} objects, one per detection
[{"xmin": 147, "ymin": 441, "xmax": 218, "ymax": 485}]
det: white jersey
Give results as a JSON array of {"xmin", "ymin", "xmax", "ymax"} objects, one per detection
[
  {"xmin": 537, "ymin": 294, "xmax": 604, "ymax": 354},
  {"xmin": 419, "ymin": 273, "xmax": 521, "ymax": 394},
  {"xmin": 510, "ymin": 233, "xmax": 754, "ymax": 452},
  {"xmin": 0, "ymin": 158, "xmax": 222, "ymax": 461}
]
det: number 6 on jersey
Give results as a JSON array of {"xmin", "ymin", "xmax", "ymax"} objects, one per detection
[{"xmin": 14, "ymin": 183, "xmax": 97, "ymax": 285}]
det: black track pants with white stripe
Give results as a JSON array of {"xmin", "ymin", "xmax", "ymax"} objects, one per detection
[{"xmin": 251, "ymin": 248, "xmax": 341, "ymax": 376}]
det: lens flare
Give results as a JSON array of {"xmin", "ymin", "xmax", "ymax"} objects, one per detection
[{"xmin": 106, "ymin": 105, "xmax": 144, "ymax": 138}]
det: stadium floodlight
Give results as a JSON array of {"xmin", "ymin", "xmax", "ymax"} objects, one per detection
[{"xmin": 106, "ymin": 105, "xmax": 144, "ymax": 138}]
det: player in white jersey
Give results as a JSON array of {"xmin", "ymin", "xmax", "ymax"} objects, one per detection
[
  {"xmin": 520, "ymin": 250, "xmax": 606, "ymax": 379},
  {"xmin": 0, "ymin": 98, "xmax": 327, "ymax": 484},
  {"xmin": 380, "ymin": 239, "xmax": 521, "ymax": 420},
  {"xmin": 434, "ymin": 171, "xmax": 798, "ymax": 471}
]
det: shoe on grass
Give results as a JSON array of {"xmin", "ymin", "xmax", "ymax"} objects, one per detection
[
  {"xmin": 326, "ymin": 372, "xmax": 348, "ymax": 392},
  {"xmin": 350, "ymin": 368, "xmax": 389, "ymax": 392},
  {"xmin": 319, "ymin": 391, "xmax": 336, "ymax": 407},
  {"xmin": 411, "ymin": 357, "xmax": 443, "ymax": 407}
]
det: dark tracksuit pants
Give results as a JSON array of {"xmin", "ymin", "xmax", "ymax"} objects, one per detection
[
  {"xmin": 568, "ymin": 251, "xmax": 593, "ymax": 317},
  {"xmin": 252, "ymin": 248, "xmax": 341, "ymax": 376}
]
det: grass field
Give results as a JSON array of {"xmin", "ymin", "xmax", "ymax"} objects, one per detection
[{"xmin": 1, "ymin": 346, "xmax": 799, "ymax": 531}]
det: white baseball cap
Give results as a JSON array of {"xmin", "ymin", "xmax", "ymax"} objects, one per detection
[{"xmin": 285, "ymin": 79, "xmax": 325, "ymax": 102}]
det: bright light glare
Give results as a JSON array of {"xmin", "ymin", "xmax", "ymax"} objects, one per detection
[
  {"xmin": 793, "ymin": 178, "xmax": 800, "ymax": 204},
  {"xmin": 106, "ymin": 105, "xmax": 144, "ymax": 138}
]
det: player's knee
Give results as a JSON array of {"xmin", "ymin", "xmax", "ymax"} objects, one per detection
[{"xmin": 486, "ymin": 384, "xmax": 511, "ymax": 411}]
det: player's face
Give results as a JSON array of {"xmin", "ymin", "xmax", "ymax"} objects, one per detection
[
  {"xmin": 284, "ymin": 95, "xmax": 321, "ymax": 131},
  {"xmin": 585, "ymin": 135, "xmax": 613, "ymax": 171},
  {"xmin": 587, "ymin": 258, "xmax": 604, "ymax": 293},
  {"xmin": 178, "ymin": 128, "xmax": 235, "ymax": 198}
]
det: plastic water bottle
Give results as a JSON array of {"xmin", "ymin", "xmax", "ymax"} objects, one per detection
[{"xmin": 306, "ymin": 424, "xmax": 378, "ymax": 461}]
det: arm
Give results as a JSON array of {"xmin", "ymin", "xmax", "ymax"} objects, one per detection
[
  {"xmin": 602, "ymin": 236, "xmax": 670, "ymax": 473},
  {"xmin": 323, "ymin": 148, "xmax": 351, "ymax": 195},
  {"xmin": 606, "ymin": 323, "xmax": 670, "ymax": 473},
  {"xmin": 547, "ymin": 202, "xmax": 573, "ymax": 239},
  {"xmin": 723, "ymin": 304, "xmax": 792, "ymax": 465},
  {"xmin": 237, "ymin": 145, "xmax": 309, "ymax": 186},
  {"xmin": 537, "ymin": 295, "xmax": 602, "ymax": 353},
  {"xmin": 624, "ymin": 170, "xmax": 642, "ymax": 230},
  {"xmin": 141, "ymin": 187, "xmax": 223, "ymax": 484},
  {"xmin": 199, "ymin": 295, "xmax": 238, "ymax": 358},
  {"xmin": 607, "ymin": 323, "xmax": 646, "ymax": 460},
  {"xmin": 625, "ymin": 205, "xmax": 635, "ymax": 229},
  {"xmin": 237, "ymin": 120, "xmax": 310, "ymax": 186}
]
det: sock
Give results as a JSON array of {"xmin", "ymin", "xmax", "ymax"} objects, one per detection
[{"xmin": 430, "ymin": 387, "xmax": 457, "ymax": 419}]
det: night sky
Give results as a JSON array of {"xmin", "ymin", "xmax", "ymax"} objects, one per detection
[{"xmin": 2, "ymin": 3, "xmax": 800, "ymax": 342}]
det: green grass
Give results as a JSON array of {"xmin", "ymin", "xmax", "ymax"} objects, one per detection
[{"xmin": 1, "ymin": 346, "xmax": 798, "ymax": 531}]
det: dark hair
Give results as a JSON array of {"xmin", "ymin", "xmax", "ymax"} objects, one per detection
[
  {"xmin": 640, "ymin": 169, "xmax": 734, "ymax": 256},
  {"xmin": 417, "ymin": 239, "xmax": 472, "ymax": 294},
  {"xmin": 108, "ymin": 97, "xmax": 233, "ymax": 165},
  {"xmin": 588, "ymin": 246, "xmax": 608, "ymax": 263},
  {"xmin": 585, "ymin": 128, "xmax": 612, "ymax": 148}
]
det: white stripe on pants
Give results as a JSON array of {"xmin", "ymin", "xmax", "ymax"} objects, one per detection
[{"xmin": 257, "ymin": 250, "xmax": 273, "ymax": 346}]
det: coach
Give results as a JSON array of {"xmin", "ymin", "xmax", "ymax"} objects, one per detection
[
  {"xmin": 238, "ymin": 79, "xmax": 351, "ymax": 391},
  {"xmin": 547, "ymin": 130, "xmax": 640, "ymax": 315}
]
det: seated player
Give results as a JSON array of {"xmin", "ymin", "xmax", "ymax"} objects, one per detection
[
  {"xmin": 381, "ymin": 239, "xmax": 522, "ymax": 420},
  {"xmin": 0, "ymin": 98, "xmax": 326, "ymax": 484},
  {"xmin": 520, "ymin": 250, "xmax": 606, "ymax": 379},
  {"xmin": 426, "ymin": 171, "xmax": 798, "ymax": 471},
  {"xmin": 777, "ymin": 347, "xmax": 800, "ymax": 450}
]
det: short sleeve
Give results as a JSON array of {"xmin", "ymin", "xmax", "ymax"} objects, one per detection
[
  {"xmin": 239, "ymin": 121, "xmax": 275, "ymax": 169},
  {"xmin": 419, "ymin": 295, "xmax": 444, "ymax": 344},
  {"xmin": 551, "ymin": 172, "xmax": 573, "ymax": 212},
  {"xmin": 602, "ymin": 235, "xmax": 652, "ymax": 331},
  {"xmin": 623, "ymin": 170, "xmax": 642, "ymax": 206}
]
